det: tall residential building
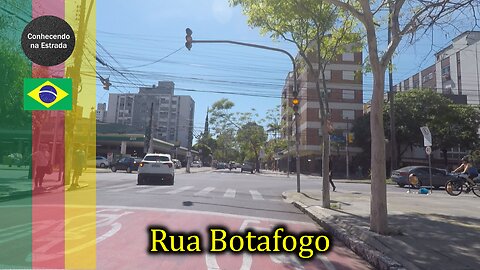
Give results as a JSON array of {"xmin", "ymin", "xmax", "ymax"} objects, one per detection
[
  {"xmin": 96, "ymin": 103, "xmax": 107, "ymax": 122},
  {"xmin": 394, "ymin": 31, "xmax": 480, "ymax": 105},
  {"xmin": 105, "ymin": 81, "xmax": 195, "ymax": 148},
  {"xmin": 281, "ymin": 50, "xmax": 363, "ymax": 174}
]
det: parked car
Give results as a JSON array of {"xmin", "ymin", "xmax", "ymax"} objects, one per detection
[
  {"xmin": 96, "ymin": 156, "xmax": 109, "ymax": 168},
  {"xmin": 110, "ymin": 157, "xmax": 142, "ymax": 173},
  {"xmin": 229, "ymin": 161, "xmax": 237, "ymax": 169},
  {"xmin": 241, "ymin": 162, "xmax": 255, "ymax": 174},
  {"xmin": 172, "ymin": 159, "xmax": 182, "ymax": 169},
  {"xmin": 391, "ymin": 166, "xmax": 454, "ymax": 189},
  {"xmin": 137, "ymin": 154, "xmax": 175, "ymax": 185},
  {"xmin": 191, "ymin": 160, "xmax": 202, "ymax": 168},
  {"xmin": 215, "ymin": 162, "xmax": 227, "ymax": 169}
]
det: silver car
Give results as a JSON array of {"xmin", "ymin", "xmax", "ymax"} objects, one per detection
[{"xmin": 96, "ymin": 156, "xmax": 109, "ymax": 168}]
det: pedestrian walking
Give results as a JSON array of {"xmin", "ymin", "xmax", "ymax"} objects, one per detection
[
  {"xmin": 32, "ymin": 144, "xmax": 51, "ymax": 190},
  {"xmin": 329, "ymin": 158, "xmax": 336, "ymax": 192}
]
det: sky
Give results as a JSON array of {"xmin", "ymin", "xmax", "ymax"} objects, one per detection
[{"xmin": 96, "ymin": 0, "xmax": 478, "ymax": 139}]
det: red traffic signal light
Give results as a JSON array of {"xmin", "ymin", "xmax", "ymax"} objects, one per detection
[{"xmin": 185, "ymin": 28, "xmax": 193, "ymax": 50}]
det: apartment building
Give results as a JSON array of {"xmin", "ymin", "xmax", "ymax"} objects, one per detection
[
  {"xmin": 281, "ymin": 50, "xmax": 363, "ymax": 175},
  {"xmin": 96, "ymin": 103, "xmax": 107, "ymax": 122},
  {"xmin": 394, "ymin": 31, "xmax": 480, "ymax": 105},
  {"xmin": 105, "ymin": 81, "xmax": 195, "ymax": 148}
]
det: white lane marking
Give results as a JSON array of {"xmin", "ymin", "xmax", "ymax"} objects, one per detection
[
  {"xmin": 269, "ymin": 198, "xmax": 283, "ymax": 202},
  {"xmin": 224, "ymin": 188, "xmax": 236, "ymax": 198},
  {"xmin": 194, "ymin": 187, "xmax": 215, "ymax": 196},
  {"xmin": 249, "ymin": 190, "xmax": 264, "ymax": 200},
  {"xmin": 166, "ymin": 185, "xmax": 193, "ymax": 194},
  {"xmin": 106, "ymin": 185, "xmax": 138, "ymax": 193},
  {"xmin": 137, "ymin": 186, "xmax": 172, "ymax": 193},
  {"xmin": 1, "ymin": 204, "xmax": 316, "ymax": 226},
  {"xmin": 99, "ymin": 183, "xmax": 132, "ymax": 191}
]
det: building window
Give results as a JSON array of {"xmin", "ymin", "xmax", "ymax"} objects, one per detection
[
  {"xmin": 321, "ymin": 70, "xmax": 331, "ymax": 80},
  {"xmin": 342, "ymin": 110, "xmax": 355, "ymax": 120},
  {"xmin": 342, "ymin": 71, "xmax": 355, "ymax": 81},
  {"xmin": 342, "ymin": 90, "xmax": 355, "ymax": 100},
  {"xmin": 442, "ymin": 66, "xmax": 451, "ymax": 81},
  {"xmin": 422, "ymin": 72, "xmax": 434, "ymax": 83},
  {"xmin": 172, "ymin": 100, "xmax": 177, "ymax": 105},
  {"xmin": 342, "ymin": 53, "xmax": 354, "ymax": 62}
]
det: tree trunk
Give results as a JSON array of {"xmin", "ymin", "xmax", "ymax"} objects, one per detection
[
  {"xmin": 443, "ymin": 149, "xmax": 448, "ymax": 170},
  {"xmin": 319, "ymin": 73, "xmax": 330, "ymax": 209},
  {"xmin": 322, "ymin": 121, "xmax": 330, "ymax": 208},
  {"xmin": 370, "ymin": 69, "xmax": 388, "ymax": 234}
]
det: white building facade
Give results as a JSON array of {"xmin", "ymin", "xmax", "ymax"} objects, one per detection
[
  {"xmin": 395, "ymin": 31, "xmax": 480, "ymax": 105},
  {"xmin": 105, "ymin": 81, "xmax": 195, "ymax": 148}
]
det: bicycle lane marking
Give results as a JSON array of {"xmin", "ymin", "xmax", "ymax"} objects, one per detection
[
  {"xmin": 0, "ymin": 204, "xmax": 372, "ymax": 270},
  {"xmin": 93, "ymin": 206, "xmax": 372, "ymax": 270}
]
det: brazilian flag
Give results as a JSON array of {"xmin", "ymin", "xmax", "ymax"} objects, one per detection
[{"xmin": 24, "ymin": 78, "xmax": 72, "ymax": 110}]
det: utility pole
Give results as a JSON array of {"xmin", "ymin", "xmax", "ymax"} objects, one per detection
[
  {"xmin": 144, "ymin": 102, "xmax": 153, "ymax": 154},
  {"xmin": 185, "ymin": 30, "xmax": 301, "ymax": 192},
  {"xmin": 388, "ymin": 3, "xmax": 397, "ymax": 172},
  {"xmin": 346, "ymin": 120, "xmax": 350, "ymax": 179}
]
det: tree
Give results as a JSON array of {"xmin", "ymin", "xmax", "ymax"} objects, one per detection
[
  {"xmin": 193, "ymin": 133, "xmax": 217, "ymax": 166},
  {"xmin": 232, "ymin": 0, "xmax": 360, "ymax": 208},
  {"xmin": 355, "ymin": 90, "xmax": 480, "ymax": 171},
  {"xmin": 386, "ymin": 89, "xmax": 480, "ymax": 168},
  {"xmin": 320, "ymin": 0, "xmax": 478, "ymax": 234},
  {"xmin": 237, "ymin": 122, "xmax": 268, "ymax": 172}
]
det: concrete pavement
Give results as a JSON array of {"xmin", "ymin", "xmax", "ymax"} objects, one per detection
[
  {"xmin": 283, "ymin": 187, "xmax": 480, "ymax": 270},
  {"xmin": 0, "ymin": 167, "xmax": 214, "ymax": 201}
]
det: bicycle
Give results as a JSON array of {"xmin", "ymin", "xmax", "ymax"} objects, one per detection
[{"xmin": 445, "ymin": 173, "xmax": 480, "ymax": 197}]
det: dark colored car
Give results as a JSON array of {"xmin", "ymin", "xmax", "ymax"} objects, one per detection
[
  {"xmin": 110, "ymin": 157, "xmax": 142, "ymax": 173},
  {"xmin": 391, "ymin": 166, "xmax": 454, "ymax": 189},
  {"xmin": 241, "ymin": 162, "xmax": 255, "ymax": 174}
]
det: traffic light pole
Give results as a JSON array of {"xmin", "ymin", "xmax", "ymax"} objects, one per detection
[{"xmin": 190, "ymin": 38, "xmax": 301, "ymax": 192}]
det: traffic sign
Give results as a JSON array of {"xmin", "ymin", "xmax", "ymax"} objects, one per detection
[
  {"xmin": 420, "ymin": 126, "xmax": 432, "ymax": 147},
  {"xmin": 425, "ymin": 146, "xmax": 432, "ymax": 155}
]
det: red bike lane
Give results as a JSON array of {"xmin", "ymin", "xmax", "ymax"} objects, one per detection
[
  {"xmin": 0, "ymin": 202, "xmax": 371, "ymax": 269},
  {"xmin": 94, "ymin": 206, "xmax": 372, "ymax": 270}
]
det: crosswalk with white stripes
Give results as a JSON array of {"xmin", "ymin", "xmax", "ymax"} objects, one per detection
[{"xmin": 98, "ymin": 184, "xmax": 283, "ymax": 202}]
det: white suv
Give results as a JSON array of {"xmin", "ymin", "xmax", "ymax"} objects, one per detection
[{"xmin": 137, "ymin": 154, "xmax": 175, "ymax": 185}]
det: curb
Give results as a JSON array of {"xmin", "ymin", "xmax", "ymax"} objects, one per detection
[
  {"xmin": 0, "ymin": 190, "xmax": 31, "ymax": 203},
  {"xmin": 282, "ymin": 192, "xmax": 406, "ymax": 270}
]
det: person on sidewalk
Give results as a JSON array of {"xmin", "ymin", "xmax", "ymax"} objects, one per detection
[
  {"xmin": 329, "ymin": 158, "xmax": 336, "ymax": 192},
  {"xmin": 32, "ymin": 144, "xmax": 51, "ymax": 190},
  {"xmin": 70, "ymin": 145, "xmax": 85, "ymax": 190}
]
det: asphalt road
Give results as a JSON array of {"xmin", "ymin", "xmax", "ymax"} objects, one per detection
[{"xmin": 0, "ymin": 169, "xmax": 374, "ymax": 270}]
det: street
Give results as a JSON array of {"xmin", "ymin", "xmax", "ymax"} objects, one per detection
[{"xmin": 0, "ymin": 170, "xmax": 373, "ymax": 270}]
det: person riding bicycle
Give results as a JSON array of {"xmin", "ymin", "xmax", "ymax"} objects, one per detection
[{"xmin": 452, "ymin": 156, "xmax": 478, "ymax": 186}]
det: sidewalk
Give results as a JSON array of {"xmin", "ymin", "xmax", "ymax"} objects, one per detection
[
  {"xmin": 283, "ymin": 189, "xmax": 480, "ymax": 270},
  {"xmin": 259, "ymin": 169, "xmax": 373, "ymax": 183},
  {"xmin": 0, "ymin": 171, "xmax": 64, "ymax": 202}
]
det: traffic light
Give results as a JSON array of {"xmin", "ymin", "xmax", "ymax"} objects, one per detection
[
  {"xmin": 100, "ymin": 76, "xmax": 111, "ymax": 90},
  {"xmin": 292, "ymin": 91, "xmax": 299, "ymax": 113},
  {"xmin": 185, "ymin": 28, "xmax": 193, "ymax": 50},
  {"xmin": 347, "ymin": 133, "xmax": 354, "ymax": 143}
]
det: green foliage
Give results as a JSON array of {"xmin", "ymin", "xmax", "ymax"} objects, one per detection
[
  {"xmin": 387, "ymin": 89, "xmax": 480, "ymax": 152},
  {"xmin": 0, "ymin": 43, "xmax": 31, "ymax": 128},
  {"xmin": 237, "ymin": 122, "xmax": 267, "ymax": 170},
  {"xmin": 353, "ymin": 89, "xmax": 480, "ymax": 165}
]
